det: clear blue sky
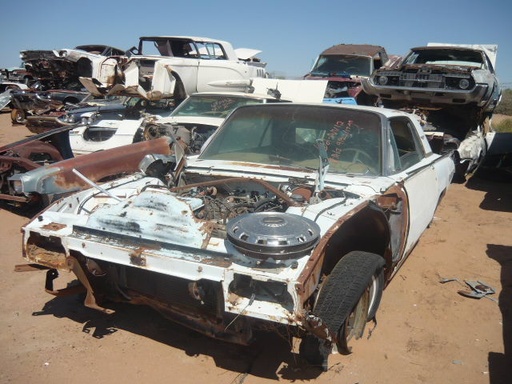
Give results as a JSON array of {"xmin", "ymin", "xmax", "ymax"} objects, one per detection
[{"xmin": 1, "ymin": 0, "xmax": 510, "ymax": 87}]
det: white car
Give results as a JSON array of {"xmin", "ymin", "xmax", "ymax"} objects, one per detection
[
  {"xmin": 21, "ymin": 102, "xmax": 454, "ymax": 371},
  {"xmin": 68, "ymin": 98, "xmax": 174, "ymax": 155},
  {"xmin": 70, "ymin": 79, "xmax": 327, "ymax": 155},
  {"xmin": 79, "ymin": 36, "xmax": 268, "ymax": 102}
]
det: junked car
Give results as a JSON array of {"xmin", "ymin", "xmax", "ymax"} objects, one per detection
[
  {"xmin": 79, "ymin": 36, "xmax": 268, "ymax": 102},
  {"xmin": 304, "ymin": 44, "xmax": 399, "ymax": 105},
  {"xmin": 415, "ymin": 107, "xmax": 491, "ymax": 179},
  {"xmin": 21, "ymin": 103, "xmax": 454, "ymax": 370},
  {"xmin": 69, "ymin": 79, "xmax": 327, "ymax": 156},
  {"xmin": 20, "ymin": 44, "xmax": 127, "ymax": 90},
  {"xmin": 10, "ymin": 88, "xmax": 90, "ymax": 128},
  {"xmin": 30, "ymin": 95, "xmax": 172, "ymax": 131},
  {"xmin": 362, "ymin": 43, "xmax": 501, "ymax": 179},
  {"xmin": 0, "ymin": 125, "xmax": 73, "ymax": 206},
  {"xmin": 7, "ymin": 137, "xmax": 172, "ymax": 206},
  {"xmin": 68, "ymin": 97, "xmax": 175, "ymax": 155},
  {"xmin": 362, "ymin": 43, "xmax": 502, "ymax": 123},
  {"xmin": 140, "ymin": 78, "xmax": 328, "ymax": 153},
  {"xmin": 1, "ymin": 64, "xmax": 33, "ymax": 85}
]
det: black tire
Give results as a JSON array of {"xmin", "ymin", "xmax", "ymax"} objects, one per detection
[
  {"xmin": 300, "ymin": 251, "xmax": 385, "ymax": 369},
  {"xmin": 132, "ymin": 128, "xmax": 144, "ymax": 143}
]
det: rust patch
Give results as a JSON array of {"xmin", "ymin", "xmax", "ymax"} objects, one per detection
[
  {"xmin": 129, "ymin": 248, "xmax": 147, "ymax": 267},
  {"xmin": 25, "ymin": 243, "xmax": 67, "ymax": 269},
  {"xmin": 41, "ymin": 222, "xmax": 67, "ymax": 231}
]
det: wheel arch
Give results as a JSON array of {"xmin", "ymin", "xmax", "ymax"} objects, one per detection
[
  {"xmin": 320, "ymin": 202, "xmax": 391, "ymax": 277},
  {"xmin": 297, "ymin": 201, "xmax": 392, "ymax": 306},
  {"xmin": 169, "ymin": 71, "xmax": 187, "ymax": 105}
]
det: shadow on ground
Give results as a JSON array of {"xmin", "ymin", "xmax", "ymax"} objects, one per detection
[
  {"xmin": 31, "ymin": 287, "xmax": 326, "ymax": 381},
  {"xmin": 465, "ymin": 171, "xmax": 512, "ymax": 213},
  {"xmin": 487, "ymin": 244, "xmax": 512, "ymax": 383}
]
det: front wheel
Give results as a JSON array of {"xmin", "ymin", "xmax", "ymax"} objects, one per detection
[{"xmin": 300, "ymin": 251, "xmax": 385, "ymax": 369}]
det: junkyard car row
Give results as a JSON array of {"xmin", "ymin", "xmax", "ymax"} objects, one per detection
[{"xmin": 0, "ymin": 35, "xmax": 503, "ymax": 371}]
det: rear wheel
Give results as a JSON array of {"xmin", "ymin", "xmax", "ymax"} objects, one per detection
[
  {"xmin": 11, "ymin": 108, "xmax": 26, "ymax": 124},
  {"xmin": 300, "ymin": 251, "xmax": 385, "ymax": 369}
]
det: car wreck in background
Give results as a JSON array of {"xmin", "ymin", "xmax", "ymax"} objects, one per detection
[
  {"xmin": 304, "ymin": 44, "xmax": 399, "ymax": 105},
  {"xmin": 79, "ymin": 36, "xmax": 268, "ymax": 102},
  {"xmin": 138, "ymin": 78, "xmax": 328, "ymax": 154},
  {"xmin": 10, "ymin": 88, "xmax": 90, "ymax": 128},
  {"xmin": 0, "ymin": 126, "xmax": 73, "ymax": 206},
  {"xmin": 7, "ymin": 137, "xmax": 172, "ymax": 206},
  {"xmin": 362, "ymin": 43, "xmax": 501, "ymax": 122},
  {"xmin": 68, "ymin": 97, "xmax": 175, "ymax": 155},
  {"xmin": 6, "ymin": 45, "xmax": 127, "ymax": 128},
  {"xmin": 362, "ymin": 43, "xmax": 502, "ymax": 178},
  {"xmin": 0, "ymin": 64, "xmax": 33, "ymax": 85},
  {"xmin": 26, "ymin": 95, "xmax": 174, "ymax": 135},
  {"xmin": 21, "ymin": 44, "xmax": 127, "ymax": 90},
  {"xmin": 68, "ymin": 79, "xmax": 326, "ymax": 156},
  {"xmin": 20, "ymin": 103, "xmax": 454, "ymax": 370}
]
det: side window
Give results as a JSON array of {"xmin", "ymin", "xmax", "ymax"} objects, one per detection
[
  {"xmin": 195, "ymin": 42, "xmax": 227, "ymax": 60},
  {"xmin": 389, "ymin": 118, "xmax": 423, "ymax": 171}
]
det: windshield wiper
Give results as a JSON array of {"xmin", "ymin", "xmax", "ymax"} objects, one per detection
[{"xmin": 310, "ymin": 139, "xmax": 330, "ymax": 203}]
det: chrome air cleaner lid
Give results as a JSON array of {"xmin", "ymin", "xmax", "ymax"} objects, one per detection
[{"xmin": 226, "ymin": 212, "xmax": 320, "ymax": 260}]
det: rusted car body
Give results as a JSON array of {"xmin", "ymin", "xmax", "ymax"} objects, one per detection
[
  {"xmin": 362, "ymin": 43, "xmax": 501, "ymax": 122},
  {"xmin": 26, "ymin": 95, "xmax": 173, "ymax": 134},
  {"xmin": 0, "ymin": 65, "xmax": 33, "ymax": 85},
  {"xmin": 10, "ymin": 88, "xmax": 90, "ymax": 128},
  {"xmin": 304, "ymin": 44, "xmax": 399, "ymax": 105},
  {"xmin": 0, "ymin": 126, "xmax": 73, "ymax": 205},
  {"xmin": 21, "ymin": 103, "xmax": 454, "ymax": 370},
  {"xmin": 79, "ymin": 36, "xmax": 267, "ymax": 102},
  {"xmin": 362, "ymin": 43, "xmax": 501, "ymax": 178},
  {"xmin": 20, "ymin": 44, "xmax": 126, "ymax": 90},
  {"xmin": 7, "ymin": 137, "xmax": 172, "ymax": 205}
]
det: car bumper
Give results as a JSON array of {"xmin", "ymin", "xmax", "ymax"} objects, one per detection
[{"xmin": 365, "ymin": 82, "xmax": 490, "ymax": 107}]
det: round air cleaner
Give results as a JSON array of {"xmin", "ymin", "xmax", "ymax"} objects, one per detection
[{"xmin": 226, "ymin": 212, "xmax": 321, "ymax": 260}]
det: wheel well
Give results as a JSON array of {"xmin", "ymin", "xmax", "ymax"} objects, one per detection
[
  {"xmin": 321, "ymin": 204, "xmax": 390, "ymax": 276},
  {"xmin": 170, "ymin": 72, "xmax": 187, "ymax": 105},
  {"xmin": 76, "ymin": 58, "xmax": 93, "ymax": 77}
]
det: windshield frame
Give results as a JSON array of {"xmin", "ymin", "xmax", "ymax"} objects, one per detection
[
  {"xmin": 310, "ymin": 54, "xmax": 373, "ymax": 77},
  {"xmin": 199, "ymin": 104, "xmax": 384, "ymax": 176}
]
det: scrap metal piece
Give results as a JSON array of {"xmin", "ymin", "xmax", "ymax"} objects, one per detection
[
  {"xmin": 14, "ymin": 263, "xmax": 49, "ymax": 272},
  {"xmin": 458, "ymin": 280, "xmax": 496, "ymax": 300}
]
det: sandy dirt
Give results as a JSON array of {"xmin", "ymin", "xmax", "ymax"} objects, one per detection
[{"xmin": 0, "ymin": 111, "xmax": 511, "ymax": 383}]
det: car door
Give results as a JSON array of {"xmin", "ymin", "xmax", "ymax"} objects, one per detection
[
  {"xmin": 387, "ymin": 117, "xmax": 447, "ymax": 256},
  {"xmin": 195, "ymin": 42, "xmax": 248, "ymax": 91}
]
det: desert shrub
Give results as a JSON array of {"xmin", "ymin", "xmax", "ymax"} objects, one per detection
[
  {"xmin": 495, "ymin": 89, "xmax": 512, "ymax": 115},
  {"xmin": 494, "ymin": 117, "xmax": 512, "ymax": 133}
]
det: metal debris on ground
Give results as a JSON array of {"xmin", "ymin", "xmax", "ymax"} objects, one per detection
[{"xmin": 439, "ymin": 277, "xmax": 498, "ymax": 303}]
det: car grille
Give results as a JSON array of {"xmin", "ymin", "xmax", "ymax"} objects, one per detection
[{"xmin": 400, "ymin": 70, "xmax": 444, "ymax": 88}]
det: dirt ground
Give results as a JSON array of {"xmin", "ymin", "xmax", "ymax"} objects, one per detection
[{"xmin": 0, "ymin": 111, "xmax": 511, "ymax": 384}]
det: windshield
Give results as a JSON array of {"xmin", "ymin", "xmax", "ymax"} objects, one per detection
[
  {"xmin": 200, "ymin": 104, "xmax": 382, "ymax": 175},
  {"xmin": 405, "ymin": 49, "xmax": 484, "ymax": 68},
  {"xmin": 172, "ymin": 95, "xmax": 266, "ymax": 118},
  {"xmin": 310, "ymin": 55, "xmax": 372, "ymax": 77}
]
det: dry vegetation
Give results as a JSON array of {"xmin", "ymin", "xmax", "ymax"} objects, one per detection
[{"xmin": 494, "ymin": 89, "xmax": 512, "ymax": 132}]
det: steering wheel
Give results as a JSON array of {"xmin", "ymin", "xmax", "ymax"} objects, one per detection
[{"xmin": 340, "ymin": 148, "xmax": 373, "ymax": 165}]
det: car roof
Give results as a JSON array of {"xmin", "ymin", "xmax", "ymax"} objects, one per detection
[
  {"xmin": 320, "ymin": 44, "xmax": 386, "ymax": 56},
  {"xmin": 138, "ymin": 36, "xmax": 229, "ymax": 45},
  {"xmin": 231, "ymin": 102, "xmax": 412, "ymax": 119},
  {"xmin": 187, "ymin": 91, "xmax": 281, "ymax": 101}
]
